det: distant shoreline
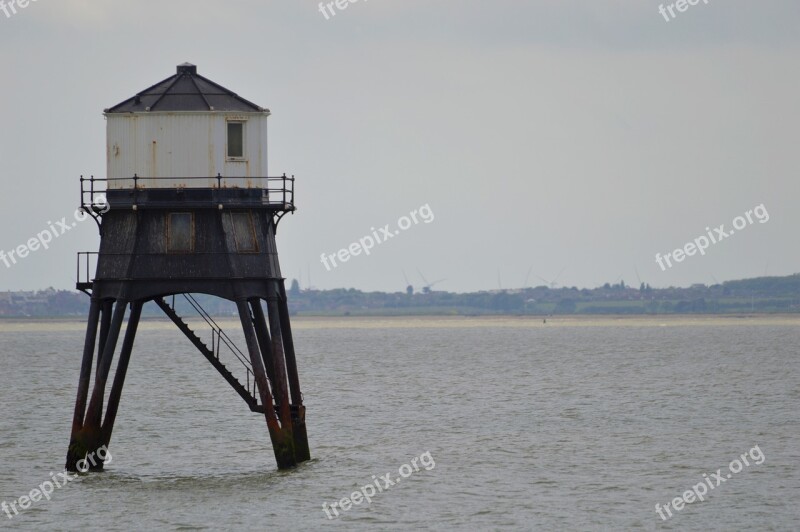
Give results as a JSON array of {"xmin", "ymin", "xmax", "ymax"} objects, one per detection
[
  {"xmin": 4, "ymin": 274, "xmax": 800, "ymax": 317},
  {"xmin": 1, "ymin": 312, "xmax": 797, "ymax": 320},
  {"xmin": 2, "ymin": 314, "xmax": 799, "ymax": 333}
]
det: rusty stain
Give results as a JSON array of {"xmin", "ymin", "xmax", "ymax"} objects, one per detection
[{"xmin": 151, "ymin": 140, "xmax": 157, "ymax": 181}]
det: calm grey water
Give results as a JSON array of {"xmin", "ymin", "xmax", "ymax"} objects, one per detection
[{"xmin": 1, "ymin": 316, "xmax": 798, "ymax": 530}]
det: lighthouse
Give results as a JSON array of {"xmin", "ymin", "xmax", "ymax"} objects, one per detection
[{"xmin": 66, "ymin": 63, "xmax": 309, "ymax": 471}]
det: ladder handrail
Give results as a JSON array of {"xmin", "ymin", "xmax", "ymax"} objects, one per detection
[{"xmin": 179, "ymin": 294, "xmax": 255, "ymax": 387}]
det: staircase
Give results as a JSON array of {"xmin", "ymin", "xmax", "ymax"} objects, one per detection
[{"xmin": 155, "ymin": 295, "xmax": 267, "ymax": 414}]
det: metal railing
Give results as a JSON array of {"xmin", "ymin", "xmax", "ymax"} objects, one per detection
[
  {"xmin": 80, "ymin": 174, "xmax": 296, "ymax": 212},
  {"xmin": 76, "ymin": 252, "xmax": 98, "ymax": 290},
  {"xmin": 175, "ymin": 293, "xmax": 257, "ymax": 400}
]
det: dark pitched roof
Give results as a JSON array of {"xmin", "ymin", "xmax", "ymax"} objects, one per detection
[{"xmin": 105, "ymin": 63, "xmax": 268, "ymax": 114}]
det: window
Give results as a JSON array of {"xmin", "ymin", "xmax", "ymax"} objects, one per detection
[
  {"xmin": 167, "ymin": 213, "xmax": 194, "ymax": 253},
  {"xmin": 230, "ymin": 212, "xmax": 258, "ymax": 252},
  {"xmin": 227, "ymin": 121, "xmax": 244, "ymax": 158}
]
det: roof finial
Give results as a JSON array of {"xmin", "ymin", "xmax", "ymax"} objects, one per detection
[{"xmin": 177, "ymin": 63, "xmax": 197, "ymax": 75}]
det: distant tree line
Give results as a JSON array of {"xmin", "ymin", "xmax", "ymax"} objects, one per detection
[{"xmin": 2, "ymin": 274, "xmax": 800, "ymax": 317}]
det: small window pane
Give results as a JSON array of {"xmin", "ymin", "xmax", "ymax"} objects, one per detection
[
  {"xmin": 231, "ymin": 212, "xmax": 258, "ymax": 252},
  {"xmin": 168, "ymin": 213, "xmax": 194, "ymax": 253},
  {"xmin": 228, "ymin": 122, "xmax": 244, "ymax": 158}
]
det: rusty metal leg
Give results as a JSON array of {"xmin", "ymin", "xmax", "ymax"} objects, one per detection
[
  {"xmin": 253, "ymin": 297, "xmax": 308, "ymax": 462},
  {"xmin": 250, "ymin": 300, "xmax": 276, "ymax": 387},
  {"xmin": 66, "ymin": 298, "xmax": 101, "ymax": 470},
  {"xmin": 100, "ymin": 300, "xmax": 143, "ymax": 463},
  {"xmin": 93, "ymin": 299, "xmax": 113, "ymax": 419},
  {"xmin": 66, "ymin": 299, "xmax": 127, "ymax": 472},
  {"xmin": 276, "ymin": 280, "xmax": 310, "ymax": 462},
  {"xmin": 263, "ymin": 291, "xmax": 294, "ymax": 435},
  {"xmin": 96, "ymin": 300, "xmax": 113, "ymax": 374},
  {"xmin": 237, "ymin": 300, "xmax": 296, "ymax": 469}
]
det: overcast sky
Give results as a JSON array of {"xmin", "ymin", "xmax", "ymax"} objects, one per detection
[{"xmin": 0, "ymin": 0, "xmax": 798, "ymax": 293}]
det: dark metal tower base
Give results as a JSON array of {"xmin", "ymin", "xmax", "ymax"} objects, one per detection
[
  {"xmin": 67, "ymin": 180, "xmax": 309, "ymax": 471},
  {"xmin": 65, "ymin": 284, "xmax": 310, "ymax": 471}
]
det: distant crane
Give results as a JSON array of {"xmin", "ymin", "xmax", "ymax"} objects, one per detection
[
  {"xmin": 536, "ymin": 267, "xmax": 565, "ymax": 289},
  {"xmin": 417, "ymin": 269, "xmax": 445, "ymax": 294}
]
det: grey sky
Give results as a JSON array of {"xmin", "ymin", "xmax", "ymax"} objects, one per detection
[{"xmin": 0, "ymin": 0, "xmax": 798, "ymax": 293}]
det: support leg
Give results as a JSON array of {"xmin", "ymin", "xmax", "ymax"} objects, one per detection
[
  {"xmin": 101, "ymin": 301, "xmax": 143, "ymax": 456},
  {"xmin": 66, "ymin": 300, "xmax": 127, "ymax": 472},
  {"xmin": 93, "ymin": 299, "xmax": 113, "ymax": 418},
  {"xmin": 96, "ymin": 300, "xmax": 113, "ymax": 375},
  {"xmin": 250, "ymin": 300, "xmax": 276, "ymax": 387},
  {"xmin": 237, "ymin": 300, "xmax": 296, "ymax": 469},
  {"xmin": 262, "ymin": 292, "xmax": 293, "ymax": 435},
  {"xmin": 253, "ymin": 297, "xmax": 308, "ymax": 461},
  {"xmin": 66, "ymin": 298, "xmax": 101, "ymax": 469},
  {"xmin": 276, "ymin": 280, "xmax": 310, "ymax": 462}
]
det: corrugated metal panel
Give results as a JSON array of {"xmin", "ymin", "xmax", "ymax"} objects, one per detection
[{"xmin": 107, "ymin": 114, "xmax": 269, "ymax": 189}]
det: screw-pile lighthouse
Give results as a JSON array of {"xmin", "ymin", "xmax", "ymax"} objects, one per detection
[{"xmin": 66, "ymin": 63, "xmax": 309, "ymax": 471}]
